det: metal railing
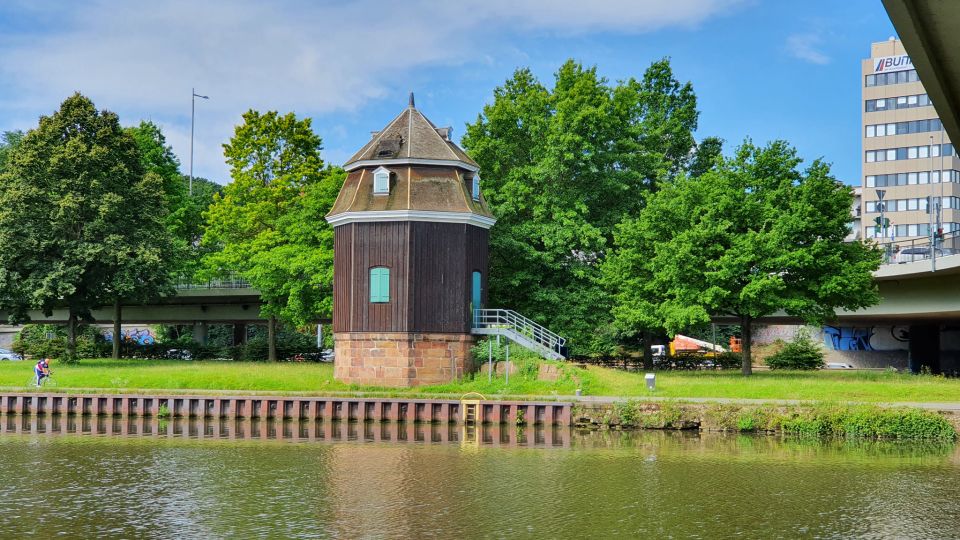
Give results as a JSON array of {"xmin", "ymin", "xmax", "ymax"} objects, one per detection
[
  {"xmin": 175, "ymin": 272, "xmax": 252, "ymax": 290},
  {"xmin": 877, "ymin": 230, "xmax": 960, "ymax": 265},
  {"xmin": 472, "ymin": 309, "xmax": 566, "ymax": 358}
]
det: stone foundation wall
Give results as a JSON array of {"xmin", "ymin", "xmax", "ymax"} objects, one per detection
[{"xmin": 334, "ymin": 332, "xmax": 475, "ymax": 387}]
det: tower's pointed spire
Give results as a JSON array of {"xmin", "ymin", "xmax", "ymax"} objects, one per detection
[{"xmin": 408, "ymin": 92, "xmax": 415, "ymax": 109}]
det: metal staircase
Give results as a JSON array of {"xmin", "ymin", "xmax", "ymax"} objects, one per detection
[{"xmin": 471, "ymin": 309, "xmax": 567, "ymax": 361}]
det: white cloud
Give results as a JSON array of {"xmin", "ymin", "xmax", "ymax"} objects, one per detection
[
  {"xmin": 786, "ymin": 32, "xmax": 830, "ymax": 65},
  {"xmin": 0, "ymin": 0, "xmax": 743, "ymax": 180}
]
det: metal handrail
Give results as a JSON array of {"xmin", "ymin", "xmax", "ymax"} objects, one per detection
[
  {"xmin": 877, "ymin": 230, "xmax": 960, "ymax": 265},
  {"xmin": 174, "ymin": 272, "xmax": 252, "ymax": 290},
  {"xmin": 472, "ymin": 308, "xmax": 566, "ymax": 356}
]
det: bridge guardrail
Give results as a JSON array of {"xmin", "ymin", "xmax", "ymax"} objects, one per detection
[
  {"xmin": 877, "ymin": 230, "xmax": 960, "ymax": 265},
  {"xmin": 175, "ymin": 273, "xmax": 251, "ymax": 290}
]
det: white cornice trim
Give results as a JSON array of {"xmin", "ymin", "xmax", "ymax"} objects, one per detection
[
  {"xmin": 344, "ymin": 158, "xmax": 479, "ymax": 173},
  {"xmin": 326, "ymin": 210, "xmax": 496, "ymax": 229}
]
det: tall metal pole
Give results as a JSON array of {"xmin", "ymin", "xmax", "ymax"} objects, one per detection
[
  {"xmin": 876, "ymin": 189, "xmax": 887, "ymax": 261},
  {"xmin": 505, "ymin": 342, "xmax": 510, "ymax": 385},
  {"xmin": 190, "ymin": 87, "xmax": 195, "ymax": 196},
  {"xmin": 930, "ymin": 135, "xmax": 937, "ymax": 272},
  {"xmin": 190, "ymin": 89, "xmax": 209, "ymax": 196},
  {"xmin": 488, "ymin": 339, "xmax": 493, "ymax": 383}
]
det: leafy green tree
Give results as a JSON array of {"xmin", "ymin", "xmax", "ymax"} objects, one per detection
[
  {"xmin": 201, "ymin": 110, "xmax": 343, "ymax": 360},
  {"xmin": 605, "ymin": 140, "xmax": 881, "ymax": 374},
  {"xmin": 462, "ymin": 59, "xmax": 700, "ymax": 355},
  {"xmin": 126, "ymin": 122, "xmax": 224, "ymax": 276},
  {"xmin": 0, "ymin": 130, "xmax": 24, "ymax": 172},
  {"xmin": 689, "ymin": 136, "xmax": 724, "ymax": 178},
  {"xmin": 0, "ymin": 93, "xmax": 176, "ymax": 361}
]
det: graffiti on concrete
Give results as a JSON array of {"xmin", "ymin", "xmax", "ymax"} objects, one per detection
[
  {"xmin": 823, "ymin": 327, "xmax": 873, "ymax": 351},
  {"xmin": 104, "ymin": 328, "xmax": 155, "ymax": 345}
]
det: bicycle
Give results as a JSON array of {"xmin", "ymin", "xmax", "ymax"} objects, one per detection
[{"xmin": 25, "ymin": 373, "xmax": 58, "ymax": 388}]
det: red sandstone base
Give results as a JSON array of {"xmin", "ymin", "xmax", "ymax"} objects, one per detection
[{"xmin": 333, "ymin": 332, "xmax": 476, "ymax": 387}]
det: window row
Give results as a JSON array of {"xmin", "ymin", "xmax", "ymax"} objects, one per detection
[
  {"xmin": 866, "ymin": 170, "xmax": 960, "ymax": 187},
  {"xmin": 865, "ymin": 119, "xmax": 941, "ymax": 138},
  {"xmin": 865, "ymin": 196, "xmax": 960, "ymax": 213},
  {"xmin": 865, "ymin": 69, "xmax": 919, "ymax": 87},
  {"xmin": 865, "ymin": 94, "xmax": 931, "ymax": 112},
  {"xmin": 865, "ymin": 222, "xmax": 959, "ymax": 239},
  {"xmin": 372, "ymin": 166, "xmax": 481, "ymax": 201},
  {"xmin": 865, "ymin": 144, "xmax": 955, "ymax": 163}
]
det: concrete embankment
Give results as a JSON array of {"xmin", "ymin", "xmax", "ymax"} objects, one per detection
[{"xmin": 0, "ymin": 392, "xmax": 573, "ymax": 425}]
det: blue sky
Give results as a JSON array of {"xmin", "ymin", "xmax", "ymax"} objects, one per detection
[{"xmin": 0, "ymin": 0, "xmax": 895, "ymax": 185}]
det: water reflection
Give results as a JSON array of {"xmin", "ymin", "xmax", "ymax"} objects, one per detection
[
  {"xmin": 0, "ymin": 417, "xmax": 957, "ymax": 538},
  {"xmin": 0, "ymin": 414, "xmax": 573, "ymax": 448}
]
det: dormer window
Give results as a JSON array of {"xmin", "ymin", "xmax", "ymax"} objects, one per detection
[
  {"xmin": 373, "ymin": 166, "xmax": 390, "ymax": 195},
  {"xmin": 471, "ymin": 175, "xmax": 481, "ymax": 201}
]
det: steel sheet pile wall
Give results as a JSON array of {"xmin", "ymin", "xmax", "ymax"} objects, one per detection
[{"xmin": 0, "ymin": 393, "xmax": 571, "ymax": 425}]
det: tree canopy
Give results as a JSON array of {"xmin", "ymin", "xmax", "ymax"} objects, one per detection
[
  {"xmin": 0, "ymin": 94, "xmax": 176, "ymax": 361},
  {"xmin": 462, "ymin": 59, "xmax": 701, "ymax": 354},
  {"xmin": 604, "ymin": 140, "xmax": 882, "ymax": 374},
  {"xmin": 201, "ymin": 110, "xmax": 344, "ymax": 337},
  {"xmin": 126, "ymin": 121, "xmax": 223, "ymax": 275},
  {"xmin": 0, "ymin": 130, "xmax": 25, "ymax": 172}
]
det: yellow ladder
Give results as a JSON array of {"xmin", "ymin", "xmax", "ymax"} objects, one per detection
[{"xmin": 459, "ymin": 392, "xmax": 486, "ymax": 426}]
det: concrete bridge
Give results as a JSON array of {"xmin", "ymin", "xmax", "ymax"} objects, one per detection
[
  {"xmin": 714, "ymin": 254, "xmax": 960, "ymax": 373},
  {"xmin": 0, "ymin": 276, "xmax": 286, "ymax": 348}
]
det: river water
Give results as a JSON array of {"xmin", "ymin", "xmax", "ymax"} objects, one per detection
[{"xmin": 0, "ymin": 416, "xmax": 957, "ymax": 539}]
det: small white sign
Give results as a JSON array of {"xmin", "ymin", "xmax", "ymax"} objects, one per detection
[{"xmin": 874, "ymin": 55, "xmax": 913, "ymax": 74}]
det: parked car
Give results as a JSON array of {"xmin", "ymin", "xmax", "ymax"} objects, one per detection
[
  {"xmin": 897, "ymin": 246, "xmax": 946, "ymax": 264},
  {"xmin": 825, "ymin": 362, "xmax": 854, "ymax": 369},
  {"xmin": 166, "ymin": 349, "xmax": 193, "ymax": 360},
  {"xmin": 0, "ymin": 348, "xmax": 22, "ymax": 361}
]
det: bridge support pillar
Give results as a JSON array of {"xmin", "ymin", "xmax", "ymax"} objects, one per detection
[
  {"xmin": 193, "ymin": 322, "xmax": 208, "ymax": 345},
  {"xmin": 909, "ymin": 324, "xmax": 941, "ymax": 374},
  {"xmin": 233, "ymin": 323, "xmax": 246, "ymax": 346}
]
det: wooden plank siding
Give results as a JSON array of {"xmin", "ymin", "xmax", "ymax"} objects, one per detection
[{"xmin": 332, "ymin": 221, "xmax": 488, "ymax": 333}]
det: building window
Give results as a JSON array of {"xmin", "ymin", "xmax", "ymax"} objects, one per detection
[
  {"xmin": 471, "ymin": 175, "xmax": 481, "ymax": 201},
  {"xmin": 369, "ymin": 267, "xmax": 390, "ymax": 303},
  {"xmin": 864, "ymin": 144, "xmax": 951, "ymax": 163},
  {"xmin": 865, "ymin": 69, "xmax": 919, "ymax": 87},
  {"xmin": 373, "ymin": 166, "xmax": 390, "ymax": 195}
]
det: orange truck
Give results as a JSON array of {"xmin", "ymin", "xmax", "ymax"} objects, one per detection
[{"xmin": 667, "ymin": 334, "xmax": 727, "ymax": 357}]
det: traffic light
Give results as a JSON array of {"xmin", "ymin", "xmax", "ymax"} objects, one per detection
[
  {"xmin": 873, "ymin": 217, "xmax": 890, "ymax": 234},
  {"xmin": 936, "ymin": 227, "xmax": 944, "ymax": 241}
]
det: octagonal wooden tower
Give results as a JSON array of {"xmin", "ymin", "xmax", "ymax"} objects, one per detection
[{"xmin": 325, "ymin": 95, "xmax": 495, "ymax": 387}]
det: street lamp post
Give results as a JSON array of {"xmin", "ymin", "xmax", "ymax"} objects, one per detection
[
  {"xmin": 930, "ymin": 135, "xmax": 937, "ymax": 272},
  {"xmin": 190, "ymin": 88, "xmax": 209, "ymax": 196}
]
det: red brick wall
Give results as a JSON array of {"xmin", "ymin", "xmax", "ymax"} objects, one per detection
[{"xmin": 333, "ymin": 332, "xmax": 475, "ymax": 387}]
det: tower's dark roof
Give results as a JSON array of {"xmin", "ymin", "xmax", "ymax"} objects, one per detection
[
  {"xmin": 328, "ymin": 98, "xmax": 492, "ymax": 224},
  {"xmin": 344, "ymin": 101, "xmax": 479, "ymax": 170}
]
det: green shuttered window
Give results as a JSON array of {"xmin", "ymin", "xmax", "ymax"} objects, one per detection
[{"xmin": 370, "ymin": 267, "xmax": 390, "ymax": 303}]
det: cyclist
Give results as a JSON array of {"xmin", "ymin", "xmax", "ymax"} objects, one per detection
[{"xmin": 34, "ymin": 357, "xmax": 51, "ymax": 387}]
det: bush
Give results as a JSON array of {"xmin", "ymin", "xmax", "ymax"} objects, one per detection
[
  {"xmin": 13, "ymin": 324, "xmax": 110, "ymax": 361},
  {"xmin": 778, "ymin": 405, "xmax": 956, "ymax": 441},
  {"xmin": 765, "ymin": 329, "xmax": 824, "ymax": 370}
]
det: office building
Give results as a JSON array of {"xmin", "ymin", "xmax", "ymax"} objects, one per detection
[{"xmin": 862, "ymin": 38, "xmax": 958, "ymax": 242}]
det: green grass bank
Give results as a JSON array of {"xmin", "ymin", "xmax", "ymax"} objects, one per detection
[
  {"xmin": 4, "ymin": 358, "xmax": 958, "ymax": 440},
  {"xmin": 576, "ymin": 400, "xmax": 958, "ymax": 441},
  {"xmin": 6, "ymin": 358, "xmax": 960, "ymax": 403}
]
